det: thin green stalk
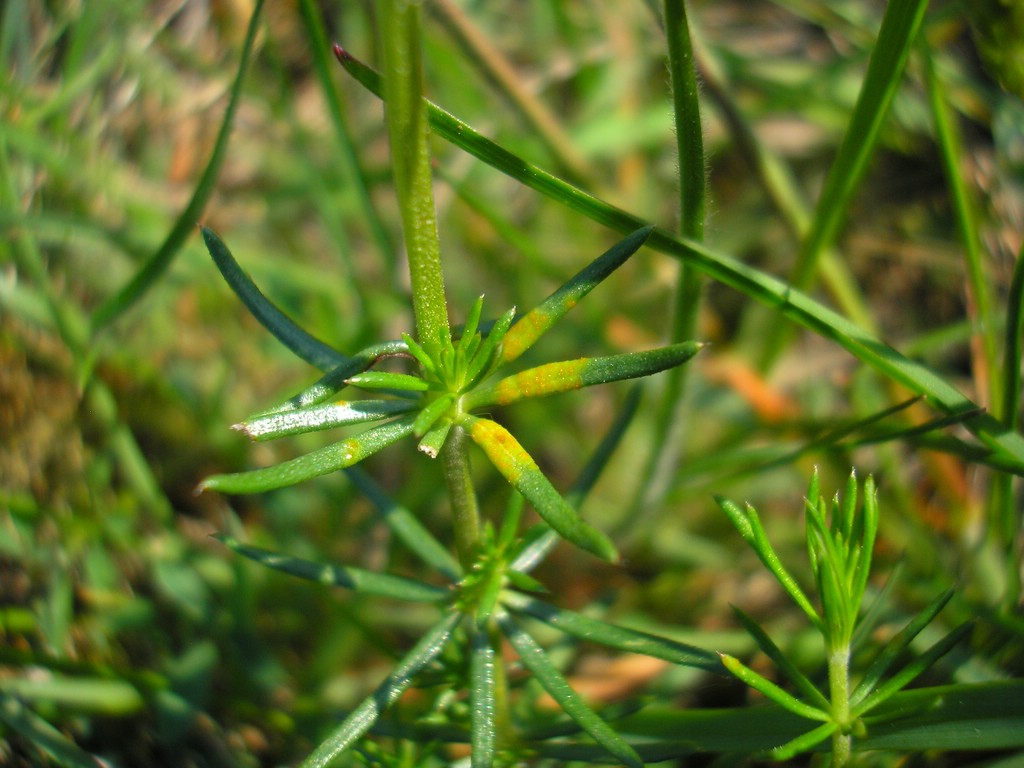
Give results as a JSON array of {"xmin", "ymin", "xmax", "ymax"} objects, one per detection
[
  {"xmin": 378, "ymin": 0, "xmax": 450, "ymax": 358},
  {"xmin": 633, "ymin": 0, "xmax": 705, "ymax": 519},
  {"xmin": 922, "ymin": 42, "xmax": 998, "ymax": 412},
  {"xmin": 827, "ymin": 644, "xmax": 853, "ymax": 767},
  {"xmin": 440, "ymin": 425, "xmax": 481, "ymax": 569},
  {"xmin": 994, "ymin": 241, "xmax": 1024, "ymax": 607},
  {"xmin": 296, "ymin": 0, "xmax": 395, "ymax": 279},
  {"xmin": 759, "ymin": 0, "xmax": 929, "ymax": 370}
]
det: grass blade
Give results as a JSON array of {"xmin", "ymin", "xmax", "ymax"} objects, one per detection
[
  {"xmin": 496, "ymin": 611, "xmax": 644, "ymax": 768},
  {"xmin": 502, "ymin": 591, "xmax": 719, "ymax": 672},
  {"xmin": 334, "ymin": 46, "xmax": 1024, "ymax": 474},
  {"xmin": 760, "ymin": 0, "xmax": 930, "ymax": 367},
  {"xmin": 923, "ymin": 41, "xmax": 998, "ymax": 409},
  {"xmin": 90, "ymin": 0, "xmax": 266, "ymax": 332},
  {"xmin": 296, "ymin": 0, "xmax": 394, "ymax": 271},
  {"xmin": 199, "ymin": 227, "xmax": 348, "ymax": 371},
  {"xmin": 301, "ymin": 611, "xmax": 462, "ymax": 768},
  {"xmin": 464, "ymin": 416, "xmax": 618, "ymax": 562},
  {"xmin": 200, "ymin": 415, "xmax": 417, "ymax": 494},
  {"xmin": 215, "ymin": 535, "xmax": 449, "ymax": 603}
]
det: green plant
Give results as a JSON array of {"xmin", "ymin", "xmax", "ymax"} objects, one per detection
[
  {"xmin": 717, "ymin": 471, "xmax": 972, "ymax": 765},
  {"xmin": 4, "ymin": 0, "xmax": 1024, "ymax": 765}
]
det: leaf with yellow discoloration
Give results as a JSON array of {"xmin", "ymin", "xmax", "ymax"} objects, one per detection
[
  {"xmin": 466, "ymin": 342, "xmax": 704, "ymax": 409},
  {"xmin": 464, "ymin": 416, "xmax": 618, "ymax": 562},
  {"xmin": 501, "ymin": 226, "xmax": 654, "ymax": 363}
]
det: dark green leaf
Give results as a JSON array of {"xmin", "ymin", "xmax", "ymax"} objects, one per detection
[
  {"xmin": 301, "ymin": 611, "xmax": 462, "ymax": 768},
  {"xmin": 502, "ymin": 591, "xmax": 719, "ymax": 672},
  {"xmin": 90, "ymin": 0, "xmax": 266, "ymax": 331},
  {"xmin": 216, "ymin": 535, "xmax": 450, "ymax": 603},
  {"xmin": 496, "ymin": 611, "xmax": 643, "ymax": 768}
]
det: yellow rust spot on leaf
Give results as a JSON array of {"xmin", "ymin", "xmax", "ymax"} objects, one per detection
[
  {"xmin": 501, "ymin": 308, "xmax": 553, "ymax": 362},
  {"xmin": 468, "ymin": 418, "xmax": 536, "ymax": 481},
  {"xmin": 491, "ymin": 358, "xmax": 588, "ymax": 405}
]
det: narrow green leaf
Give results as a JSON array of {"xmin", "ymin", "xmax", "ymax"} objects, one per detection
[
  {"xmin": 346, "ymin": 371, "xmax": 429, "ymax": 392},
  {"xmin": 334, "ymin": 46, "xmax": 1024, "ymax": 474},
  {"xmin": 344, "ymin": 465, "xmax": 461, "ymax": 579},
  {"xmin": 257, "ymin": 340, "xmax": 411, "ymax": 414},
  {"xmin": 716, "ymin": 497, "xmax": 821, "ymax": 629},
  {"xmin": 498, "ymin": 491, "xmax": 525, "ymax": 549},
  {"xmin": 719, "ymin": 654, "xmax": 830, "ymax": 723},
  {"xmin": 851, "ymin": 475, "xmax": 878, "ymax": 608},
  {"xmin": 215, "ymin": 535, "xmax": 449, "ymax": 603},
  {"xmin": 295, "ymin": 0, "xmax": 393, "ymax": 265},
  {"xmin": 923, "ymin": 41, "xmax": 998, "ymax": 409},
  {"xmin": 90, "ymin": 0, "xmax": 266, "ymax": 331},
  {"xmin": 502, "ymin": 591, "xmax": 719, "ymax": 672},
  {"xmin": 301, "ymin": 611, "xmax": 462, "ymax": 768},
  {"xmin": 849, "ymin": 588, "xmax": 955, "ymax": 709},
  {"xmin": 0, "ymin": 676, "xmax": 143, "ymax": 716},
  {"xmin": 465, "ymin": 342, "xmax": 704, "ymax": 410},
  {"xmin": 402, "ymin": 332, "xmax": 436, "ymax": 375},
  {"xmin": 470, "ymin": 626, "xmax": 497, "ymax": 768},
  {"xmin": 496, "ymin": 611, "xmax": 644, "ymax": 768},
  {"xmin": 199, "ymin": 227, "xmax": 348, "ymax": 371},
  {"xmin": 512, "ymin": 386, "xmax": 641, "ymax": 573},
  {"xmin": 760, "ymin": 0, "xmax": 930, "ymax": 367},
  {"xmin": 414, "ymin": 394, "xmax": 455, "ymax": 438},
  {"xmin": 852, "ymin": 621, "xmax": 974, "ymax": 718},
  {"xmin": 239, "ymin": 399, "xmax": 417, "ymax": 441},
  {"xmin": 463, "ymin": 306, "xmax": 517, "ymax": 389},
  {"xmin": 200, "ymin": 415, "xmax": 417, "ymax": 494},
  {"xmin": 729, "ymin": 606, "xmax": 829, "ymax": 710},
  {"xmin": 500, "ymin": 226, "xmax": 654, "ymax": 363},
  {"xmin": 1003, "ymin": 242, "xmax": 1024, "ymax": 433},
  {"xmin": 768, "ymin": 720, "xmax": 839, "ymax": 762},
  {"xmin": 465, "ymin": 416, "xmax": 618, "ymax": 562},
  {"xmin": 458, "ymin": 295, "xmax": 485, "ymax": 354},
  {"xmin": 0, "ymin": 693, "xmax": 105, "ymax": 768},
  {"xmin": 417, "ymin": 419, "xmax": 453, "ymax": 459}
]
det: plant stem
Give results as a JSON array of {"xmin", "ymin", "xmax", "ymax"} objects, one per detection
[
  {"xmin": 378, "ymin": 0, "xmax": 450, "ymax": 359},
  {"xmin": 626, "ymin": 0, "xmax": 705, "ymax": 532},
  {"xmin": 827, "ymin": 643, "xmax": 853, "ymax": 767},
  {"xmin": 441, "ymin": 425, "xmax": 481, "ymax": 569}
]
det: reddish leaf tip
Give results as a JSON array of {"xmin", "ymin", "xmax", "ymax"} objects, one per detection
[{"xmin": 332, "ymin": 44, "xmax": 352, "ymax": 63}]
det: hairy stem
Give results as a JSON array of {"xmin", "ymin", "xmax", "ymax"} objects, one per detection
[
  {"xmin": 441, "ymin": 425, "xmax": 481, "ymax": 569},
  {"xmin": 378, "ymin": 0, "xmax": 450, "ymax": 358},
  {"xmin": 828, "ymin": 644, "xmax": 853, "ymax": 767}
]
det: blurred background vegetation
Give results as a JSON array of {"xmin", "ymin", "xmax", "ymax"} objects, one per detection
[{"xmin": 1, "ymin": 0, "xmax": 1022, "ymax": 765}]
